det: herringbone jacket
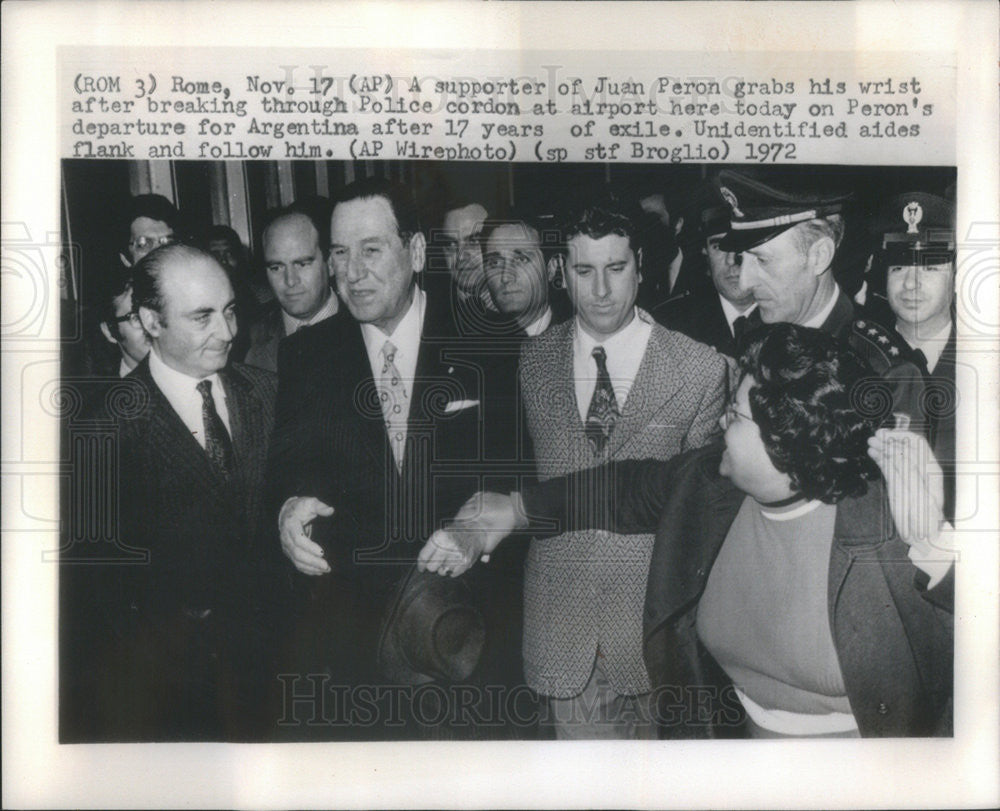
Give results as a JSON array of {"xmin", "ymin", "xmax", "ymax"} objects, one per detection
[{"xmin": 518, "ymin": 314, "xmax": 727, "ymax": 697}]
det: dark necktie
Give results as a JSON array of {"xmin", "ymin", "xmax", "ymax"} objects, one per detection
[
  {"xmin": 732, "ymin": 315, "xmax": 748, "ymax": 343},
  {"xmin": 911, "ymin": 347, "xmax": 930, "ymax": 376},
  {"xmin": 585, "ymin": 346, "xmax": 620, "ymax": 456},
  {"xmin": 196, "ymin": 379, "xmax": 234, "ymax": 480}
]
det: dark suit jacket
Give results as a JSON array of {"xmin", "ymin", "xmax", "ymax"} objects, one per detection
[
  {"xmin": 243, "ymin": 301, "xmax": 286, "ymax": 373},
  {"xmin": 61, "ymin": 358, "xmax": 279, "ymax": 741},
  {"xmin": 652, "ymin": 281, "xmax": 741, "ymax": 357},
  {"xmin": 520, "ymin": 443, "xmax": 954, "ymax": 738},
  {"xmin": 267, "ymin": 291, "xmax": 534, "ymax": 702}
]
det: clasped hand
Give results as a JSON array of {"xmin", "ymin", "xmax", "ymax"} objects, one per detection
[{"xmin": 418, "ymin": 491, "xmax": 523, "ymax": 577}]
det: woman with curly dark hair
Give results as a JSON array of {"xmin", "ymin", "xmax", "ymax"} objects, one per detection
[{"xmin": 420, "ymin": 323, "xmax": 954, "ymax": 738}]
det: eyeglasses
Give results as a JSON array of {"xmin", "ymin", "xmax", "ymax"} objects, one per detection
[
  {"xmin": 129, "ymin": 234, "xmax": 175, "ymax": 252},
  {"xmin": 113, "ymin": 312, "xmax": 139, "ymax": 325},
  {"xmin": 723, "ymin": 402, "xmax": 753, "ymax": 427}
]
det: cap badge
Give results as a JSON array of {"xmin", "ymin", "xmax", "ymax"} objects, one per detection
[
  {"xmin": 719, "ymin": 186, "xmax": 744, "ymax": 218},
  {"xmin": 903, "ymin": 201, "xmax": 923, "ymax": 234}
]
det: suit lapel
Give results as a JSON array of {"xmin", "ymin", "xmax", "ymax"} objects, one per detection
[
  {"xmin": 338, "ymin": 319, "xmax": 392, "ymax": 471},
  {"xmin": 131, "ymin": 360, "xmax": 223, "ymax": 496},
  {"xmin": 608, "ymin": 327, "xmax": 679, "ymax": 459}
]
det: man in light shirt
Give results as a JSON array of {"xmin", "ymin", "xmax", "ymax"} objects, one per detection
[
  {"xmin": 716, "ymin": 169, "xmax": 923, "ymax": 426},
  {"xmin": 269, "ymin": 177, "xmax": 528, "ymax": 739},
  {"xmin": 68, "ymin": 243, "xmax": 279, "ymax": 740},
  {"xmin": 508, "ymin": 190, "xmax": 727, "ymax": 738},
  {"xmin": 654, "ymin": 205, "xmax": 757, "ymax": 357},
  {"xmin": 480, "ymin": 215, "xmax": 569, "ymax": 338},
  {"xmin": 97, "ymin": 273, "xmax": 150, "ymax": 377},
  {"xmin": 244, "ymin": 204, "xmax": 340, "ymax": 372}
]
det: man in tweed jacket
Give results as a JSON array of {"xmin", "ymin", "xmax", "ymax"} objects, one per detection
[{"xmin": 517, "ymin": 193, "xmax": 727, "ymax": 738}]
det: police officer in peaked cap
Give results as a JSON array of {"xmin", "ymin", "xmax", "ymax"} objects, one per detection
[{"xmin": 714, "ymin": 169, "xmax": 925, "ymax": 430}]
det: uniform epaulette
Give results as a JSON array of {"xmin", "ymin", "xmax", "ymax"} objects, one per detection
[{"xmin": 846, "ymin": 318, "xmax": 911, "ymax": 373}]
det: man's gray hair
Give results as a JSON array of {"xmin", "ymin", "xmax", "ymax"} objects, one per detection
[{"xmin": 792, "ymin": 214, "xmax": 845, "ymax": 257}]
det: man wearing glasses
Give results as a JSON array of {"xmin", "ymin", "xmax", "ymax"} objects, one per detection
[
  {"xmin": 97, "ymin": 273, "xmax": 150, "ymax": 377},
  {"xmin": 119, "ymin": 193, "xmax": 180, "ymax": 267}
]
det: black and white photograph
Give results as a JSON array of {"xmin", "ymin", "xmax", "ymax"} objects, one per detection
[
  {"xmin": 3, "ymin": 2, "xmax": 998, "ymax": 808},
  {"xmin": 57, "ymin": 157, "xmax": 959, "ymax": 746}
]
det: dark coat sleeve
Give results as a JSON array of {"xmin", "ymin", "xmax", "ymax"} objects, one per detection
[{"xmin": 519, "ymin": 443, "xmax": 722, "ymax": 537}]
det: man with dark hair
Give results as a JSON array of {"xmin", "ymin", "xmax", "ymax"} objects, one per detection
[
  {"xmin": 465, "ymin": 189, "xmax": 727, "ymax": 739},
  {"xmin": 119, "ymin": 193, "xmax": 181, "ymax": 266},
  {"xmin": 268, "ymin": 177, "xmax": 529, "ymax": 739},
  {"xmin": 479, "ymin": 214, "xmax": 568, "ymax": 337},
  {"xmin": 96, "ymin": 272, "xmax": 150, "ymax": 377},
  {"xmin": 244, "ymin": 203, "xmax": 340, "ymax": 372},
  {"xmin": 422, "ymin": 324, "xmax": 954, "ymax": 739},
  {"xmin": 654, "ymin": 205, "xmax": 757, "ymax": 357},
  {"xmin": 66, "ymin": 242, "xmax": 280, "ymax": 740}
]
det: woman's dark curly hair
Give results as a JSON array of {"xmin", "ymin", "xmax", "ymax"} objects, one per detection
[{"xmin": 738, "ymin": 323, "xmax": 881, "ymax": 503}]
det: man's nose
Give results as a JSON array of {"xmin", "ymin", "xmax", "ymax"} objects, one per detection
[
  {"xmin": 215, "ymin": 312, "xmax": 236, "ymax": 342},
  {"xmin": 283, "ymin": 267, "xmax": 299, "ymax": 288},
  {"xmin": 738, "ymin": 257, "xmax": 756, "ymax": 290},
  {"xmin": 903, "ymin": 266, "xmax": 918, "ymax": 290},
  {"xmin": 346, "ymin": 251, "xmax": 366, "ymax": 282},
  {"xmin": 593, "ymin": 270, "xmax": 610, "ymax": 298}
]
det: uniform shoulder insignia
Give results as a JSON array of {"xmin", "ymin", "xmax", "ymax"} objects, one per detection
[{"xmin": 847, "ymin": 318, "xmax": 911, "ymax": 373}]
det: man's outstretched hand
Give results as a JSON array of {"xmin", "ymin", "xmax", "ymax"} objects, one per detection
[
  {"xmin": 279, "ymin": 496, "xmax": 334, "ymax": 575},
  {"xmin": 418, "ymin": 491, "xmax": 526, "ymax": 577}
]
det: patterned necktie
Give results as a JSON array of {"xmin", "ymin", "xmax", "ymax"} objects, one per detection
[
  {"xmin": 196, "ymin": 379, "xmax": 234, "ymax": 480},
  {"xmin": 585, "ymin": 346, "xmax": 620, "ymax": 456},
  {"xmin": 379, "ymin": 339, "xmax": 408, "ymax": 471}
]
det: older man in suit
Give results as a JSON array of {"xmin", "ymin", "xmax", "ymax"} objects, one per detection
[
  {"xmin": 244, "ymin": 203, "xmax": 340, "ymax": 372},
  {"xmin": 269, "ymin": 177, "xmax": 530, "ymax": 739},
  {"xmin": 492, "ymin": 191, "xmax": 727, "ymax": 738},
  {"xmin": 63, "ymin": 243, "xmax": 279, "ymax": 741}
]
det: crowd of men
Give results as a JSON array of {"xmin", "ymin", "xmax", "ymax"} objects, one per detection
[{"xmin": 61, "ymin": 168, "xmax": 957, "ymax": 742}]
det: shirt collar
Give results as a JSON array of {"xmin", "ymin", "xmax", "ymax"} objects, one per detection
[
  {"xmin": 523, "ymin": 306, "xmax": 553, "ymax": 337},
  {"xmin": 280, "ymin": 287, "xmax": 339, "ymax": 336},
  {"xmin": 802, "ymin": 284, "xmax": 841, "ymax": 329},
  {"xmin": 148, "ymin": 346, "xmax": 223, "ymax": 396},
  {"xmin": 360, "ymin": 285, "xmax": 426, "ymax": 362},
  {"xmin": 573, "ymin": 306, "xmax": 645, "ymax": 356},
  {"xmin": 718, "ymin": 296, "xmax": 757, "ymax": 330}
]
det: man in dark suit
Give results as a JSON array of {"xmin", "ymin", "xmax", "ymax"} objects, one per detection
[
  {"xmin": 653, "ymin": 206, "xmax": 757, "ymax": 357},
  {"xmin": 244, "ymin": 204, "xmax": 340, "ymax": 372},
  {"xmin": 61, "ymin": 243, "xmax": 279, "ymax": 741},
  {"xmin": 269, "ymin": 177, "xmax": 531, "ymax": 738}
]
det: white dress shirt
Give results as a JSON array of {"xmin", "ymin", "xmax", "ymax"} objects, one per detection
[
  {"xmin": 718, "ymin": 296, "xmax": 757, "ymax": 337},
  {"xmin": 360, "ymin": 286, "xmax": 426, "ymax": 458},
  {"xmin": 573, "ymin": 308, "xmax": 654, "ymax": 422},
  {"xmin": 280, "ymin": 288, "xmax": 340, "ymax": 336},
  {"xmin": 900, "ymin": 320, "xmax": 953, "ymax": 374},
  {"xmin": 148, "ymin": 348, "xmax": 231, "ymax": 448},
  {"xmin": 523, "ymin": 305, "xmax": 553, "ymax": 337}
]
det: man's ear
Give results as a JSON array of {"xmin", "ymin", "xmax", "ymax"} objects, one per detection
[
  {"xmin": 138, "ymin": 306, "xmax": 161, "ymax": 338},
  {"xmin": 673, "ymin": 216, "xmax": 684, "ymax": 237},
  {"xmin": 407, "ymin": 232, "xmax": 426, "ymax": 275},
  {"xmin": 807, "ymin": 235, "xmax": 836, "ymax": 277},
  {"xmin": 99, "ymin": 322, "xmax": 116, "ymax": 345},
  {"xmin": 635, "ymin": 247, "xmax": 644, "ymax": 284},
  {"xmin": 118, "ymin": 252, "xmax": 133, "ymax": 268},
  {"xmin": 326, "ymin": 253, "xmax": 335, "ymax": 279}
]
